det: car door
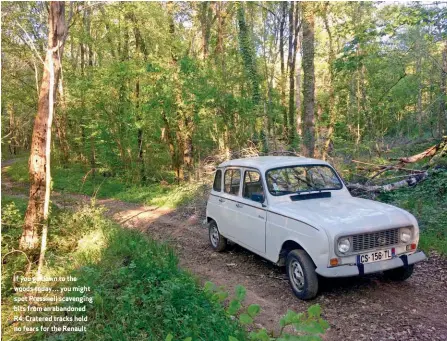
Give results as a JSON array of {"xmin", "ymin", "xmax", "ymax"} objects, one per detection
[
  {"xmin": 220, "ymin": 167, "xmax": 242, "ymax": 238},
  {"xmin": 233, "ymin": 169, "xmax": 267, "ymax": 254},
  {"xmin": 207, "ymin": 168, "xmax": 226, "ymax": 229}
]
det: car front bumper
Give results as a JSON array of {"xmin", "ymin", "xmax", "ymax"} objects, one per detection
[{"xmin": 315, "ymin": 251, "xmax": 427, "ymax": 278}]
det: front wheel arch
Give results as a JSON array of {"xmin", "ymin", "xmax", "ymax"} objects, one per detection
[{"xmin": 278, "ymin": 240, "xmax": 317, "ymax": 267}]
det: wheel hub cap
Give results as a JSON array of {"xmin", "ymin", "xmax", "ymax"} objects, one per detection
[
  {"xmin": 210, "ymin": 226, "xmax": 219, "ymax": 247},
  {"xmin": 290, "ymin": 260, "xmax": 305, "ymax": 291}
]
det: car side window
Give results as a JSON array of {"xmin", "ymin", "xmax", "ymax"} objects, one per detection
[
  {"xmin": 224, "ymin": 169, "xmax": 241, "ymax": 195},
  {"xmin": 243, "ymin": 170, "xmax": 265, "ymax": 202},
  {"xmin": 213, "ymin": 169, "xmax": 222, "ymax": 192}
]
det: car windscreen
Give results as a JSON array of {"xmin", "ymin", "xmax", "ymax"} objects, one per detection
[{"xmin": 266, "ymin": 165, "xmax": 343, "ymax": 196}]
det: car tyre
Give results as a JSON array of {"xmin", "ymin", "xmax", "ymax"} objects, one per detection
[
  {"xmin": 208, "ymin": 221, "xmax": 227, "ymax": 252},
  {"xmin": 384, "ymin": 264, "xmax": 414, "ymax": 281},
  {"xmin": 286, "ymin": 249, "xmax": 319, "ymax": 300}
]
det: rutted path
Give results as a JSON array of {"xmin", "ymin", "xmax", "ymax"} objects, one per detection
[{"xmin": 2, "ymin": 160, "xmax": 447, "ymax": 341}]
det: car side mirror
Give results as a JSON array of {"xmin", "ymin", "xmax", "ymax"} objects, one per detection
[{"xmin": 251, "ymin": 194, "xmax": 265, "ymax": 204}]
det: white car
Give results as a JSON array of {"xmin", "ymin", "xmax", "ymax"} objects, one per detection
[{"xmin": 206, "ymin": 156, "xmax": 426, "ymax": 300}]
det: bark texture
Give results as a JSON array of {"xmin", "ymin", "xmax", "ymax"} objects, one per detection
[
  {"xmin": 301, "ymin": 3, "xmax": 315, "ymax": 157},
  {"xmin": 280, "ymin": 2, "xmax": 287, "ymax": 136},
  {"xmin": 322, "ymin": 3, "xmax": 335, "ymax": 160},
  {"xmin": 20, "ymin": 1, "xmax": 67, "ymax": 250},
  {"xmin": 439, "ymin": 40, "xmax": 447, "ymax": 137},
  {"xmin": 288, "ymin": 3, "xmax": 300, "ymax": 142}
]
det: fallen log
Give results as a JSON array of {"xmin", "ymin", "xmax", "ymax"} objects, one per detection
[
  {"xmin": 347, "ymin": 172, "xmax": 428, "ymax": 194},
  {"xmin": 389, "ymin": 137, "xmax": 447, "ymax": 165},
  {"xmin": 352, "ymin": 160, "xmax": 425, "ymax": 174}
]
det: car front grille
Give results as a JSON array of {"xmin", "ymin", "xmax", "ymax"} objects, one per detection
[{"xmin": 352, "ymin": 228, "xmax": 400, "ymax": 252}]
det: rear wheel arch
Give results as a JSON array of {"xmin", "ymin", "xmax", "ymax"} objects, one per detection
[{"xmin": 208, "ymin": 219, "xmax": 227, "ymax": 252}]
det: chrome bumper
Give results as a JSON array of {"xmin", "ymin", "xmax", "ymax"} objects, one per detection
[{"xmin": 316, "ymin": 251, "xmax": 427, "ymax": 278}]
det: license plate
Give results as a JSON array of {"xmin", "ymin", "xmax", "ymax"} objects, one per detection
[{"xmin": 357, "ymin": 249, "xmax": 393, "ymax": 264}]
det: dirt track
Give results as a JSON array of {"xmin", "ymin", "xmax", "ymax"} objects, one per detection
[{"xmin": 2, "ymin": 161, "xmax": 447, "ymax": 341}]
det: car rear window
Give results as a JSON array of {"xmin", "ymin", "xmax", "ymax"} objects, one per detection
[
  {"xmin": 243, "ymin": 170, "xmax": 264, "ymax": 201},
  {"xmin": 224, "ymin": 169, "xmax": 241, "ymax": 195},
  {"xmin": 213, "ymin": 169, "xmax": 222, "ymax": 192}
]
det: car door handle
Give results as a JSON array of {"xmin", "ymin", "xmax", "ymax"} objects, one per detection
[
  {"xmin": 236, "ymin": 203, "xmax": 243, "ymax": 208},
  {"xmin": 219, "ymin": 198, "xmax": 225, "ymax": 203}
]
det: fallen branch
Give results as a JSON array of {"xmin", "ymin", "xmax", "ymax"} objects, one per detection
[
  {"xmin": 353, "ymin": 160, "xmax": 425, "ymax": 174},
  {"xmin": 347, "ymin": 172, "xmax": 428, "ymax": 194},
  {"xmin": 389, "ymin": 137, "xmax": 447, "ymax": 165}
]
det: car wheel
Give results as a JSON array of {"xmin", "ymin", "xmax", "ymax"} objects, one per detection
[
  {"xmin": 286, "ymin": 249, "xmax": 319, "ymax": 300},
  {"xmin": 384, "ymin": 264, "xmax": 414, "ymax": 281},
  {"xmin": 209, "ymin": 221, "xmax": 227, "ymax": 252}
]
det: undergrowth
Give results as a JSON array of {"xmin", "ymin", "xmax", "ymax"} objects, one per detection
[
  {"xmin": 3, "ymin": 158, "xmax": 202, "ymax": 208},
  {"xmin": 1, "ymin": 197, "xmax": 327, "ymax": 341},
  {"xmin": 1, "ymin": 198, "xmax": 246, "ymax": 340},
  {"xmin": 378, "ymin": 169, "xmax": 447, "ymax": 255}
]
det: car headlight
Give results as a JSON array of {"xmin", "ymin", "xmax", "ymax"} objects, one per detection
[
  {"xmin": 338, "ymin": 238, "xmax": 351, "ymax": 253},
  {"xmin": 400, "ymin": 227, "xmax": 412, "ymax": 243}
]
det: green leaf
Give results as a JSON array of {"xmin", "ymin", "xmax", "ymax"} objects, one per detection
[
  {"xmin": 204, "ymin": 281, "xmax": 215, "ymax": 294},
  {"xmin": 165, "ymin": 334, "xmax": 173, "ymax": 341},
  {"xmin": 280, "ymin": 310, "xmax": 300, "ymax": 327},
  {"xmin": 277, "ymin": 334, "xmax": 305, "ymax": 341},
  {"xmin": 307, "ymin": 304, "xmax": 321, "ymax": 318},
  {"xmin": 235, "ymin": 285, "xmax": 246, "ymax": 302},
  {"xmin": 247, "ymin": 304, "xmax": 261, "ymax": 317},
  {"xmin": 239, "ymin": 313, "xmax": 253, "ymax": 325},
  {"xmin": 248, "ymin": 329, "xmax": 270, "ymax": 341},
  {"xmin": 319, "ymin": 318, "xmax": 330, "ymax": 330},
  {"xmin": 227, "ymin": 299, "xmax": 242, "ymax": 316},
  {"xmin": 183, "ymin": 338, "xmax": 192, "ymax": 341},
  {"xmin": 212, "ymin": 291, "xmax": 229, "ymax": 303},
  {"xmin": 229, "ymin": 336, "xmax": 239, "ymax": 341},
  {"xmin": 294, "ymin": 321, "xmax": 325, "ymax": 334}
]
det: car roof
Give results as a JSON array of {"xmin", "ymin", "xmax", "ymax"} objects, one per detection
[{"xmin": 217, "ymin": 156, "xmax": 330, "ymax": 172}]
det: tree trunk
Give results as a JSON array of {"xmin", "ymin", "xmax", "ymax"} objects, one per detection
[
  {"xmin": 416, "ymin": 38, "xmax": 423, "ymax": 136},
  {"xmin": 280, "ymin": 2, "xmax": 287, "ymax": 136},
  {"xmin": 86, "ymin": 4, "xmax": 96, "ymax": 176},
  {"xmin": 322, "ymin": 3, "xmax": 335, "ymax": 160},
  {"xmin": 80, "ymin": 35, "xmax": 86, "ymax": 152},
  {"xmin": 295, "ymin": 32, "xmax": 302, "ymax": 138},
  {"xmin": 288, "ymin": 2, "xmax": 299, "ymax": 142},
  {"xmin": 100, "ymin": 5, "xmax": 116, "ymax": 58},
  {"xmin": 183, "ymin": 120, "xmax": 193, "ymax": 178},
  {"xmin": 301, "ymin": 3, "xmax": 315, "ymax": 158},
  {"xmin": 20, "ymin": 1, "xmax": 67, "ymax": 250},
  {"xmin": 131, "ymin": 12, "xmax": 147, "ymax": 182},
  {"xmin": 237, "ymin": 3, "xmax": 259, "ymax": 104},
  {"xmin": 167, "ymin": 2, "xmax": 189, "ymax": 181},
  {"xmin": 439, "ymin": 40, "xmax": 447, "ymax": 137},
  {"xmin": 54, "ymin": 77, "xmax": 70, "ymax": 165},
  {"xmin": 162, "ymin": 111, "xmax": 180, "ymax": 179},
  {"xmin": 199, "ymin": 2, "xmax": 213, "ymax": 60},
  {"xmin": 8, "ymin": 103, "xmax": 16, "ymax": 155}
]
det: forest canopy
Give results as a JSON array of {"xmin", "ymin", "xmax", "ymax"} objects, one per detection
[{"xmin": 2, "ymin": 1, "xmax": 446, "ymax": 183}]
